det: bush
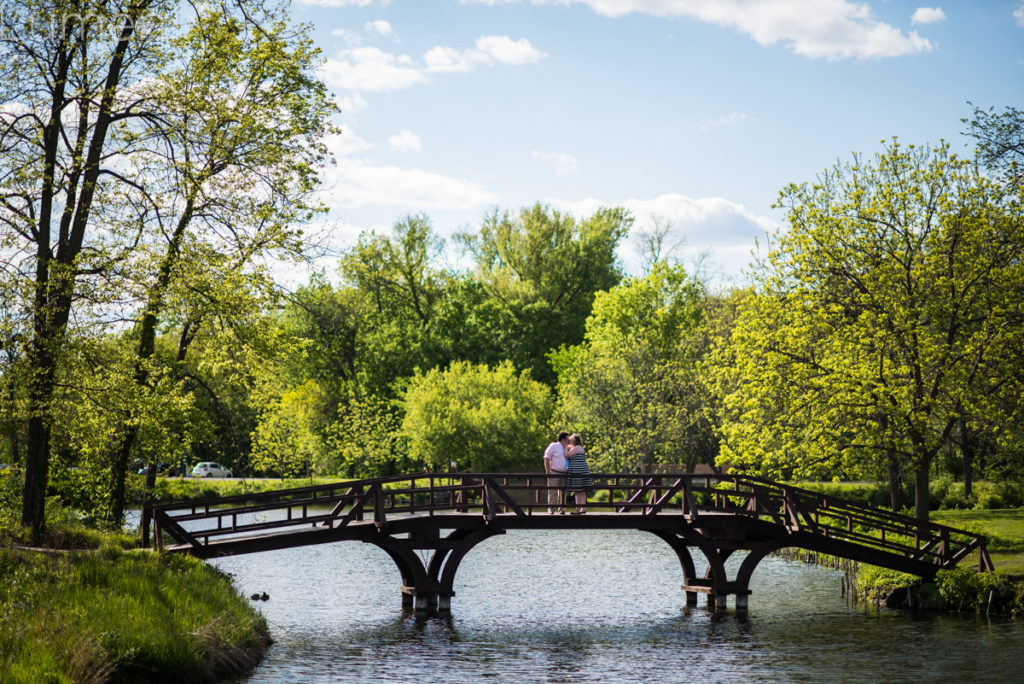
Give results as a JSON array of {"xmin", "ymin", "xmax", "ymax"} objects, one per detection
[
  {"xmin": 976, "ymin": 492, "xmax": 1005, "ymax": 510},
  {"xmin": 401, "ymin": 360, "xmax": 553, "ymax": 472},
  {"xmin": 935, "ymin": 568, "xmax": 1019, "ymax": 612},
  {"xmin": 798, "ymin": 482, "xmax": 892, "ymax": 508},
  {"xmin": 994, "ymin": 481, "xmax": 1024, "ymax": 508}
]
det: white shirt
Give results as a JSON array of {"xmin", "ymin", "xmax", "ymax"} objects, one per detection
[{"xmin": 544, "ymin": 441, "xmax": 567, "ymax": 472}]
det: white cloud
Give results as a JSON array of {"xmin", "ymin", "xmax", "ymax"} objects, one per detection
[
  {"xmin": 1015, "ymin": 3, "xmax": 1024, "ymax": 27},
  {"xmin": 320, "ymin": 47, "xmax": 428, "ymax": 92},
  {"xmin": 699, "ymin": 112, "xmax": 754, "ymax": 131},
  {"xmin": 463, "ymin": 0, "xmax": 934, "ymax": 60},
  {"xmin": 424, "ymin": 46, "xmax": 480, "ymax": 73},
  {"xmin": 532, "ymin": 150, "xmax": 579, "ymax": 174},
  {"xmin": 319, "ymin": 157, "xmax": 500, "ymax": 210},
  {"xmin": 325, "ymin": 131, "xmax": 374, "ymax": 156},
  {"xmin": 549, "ymin": 192, "xmax": 776, "ymax": 278},
  {"xmin": 323, "ymin": 37, "xmax": 545, "ymax": 91},
  {"xmin": 267, "ymin": 219, "xmax": 369, "ymax": 288},
  {"xmin": 365, "ymin": 20, "xmax": 397, "ymax": 39},
  {"xmin": 336, "ymin": 92, "xmax": 368, "ymax": 114},
  {"xmin": 331, "ymin": 28, "xmax": 361, "ymax": 45},
  {"xmin": 552, "ymin": 193, "xmax": 776, "ymax": 245},
  {"xmin": 425, "ymin": 35, "xmax": 546, "ymax": 72},
  {"xmin": 475, "ymin": 35, "xmax": 547, "ymax": 65},
  {"xmin": 911, "ymin": 7, "xmax": 946, "ymax": 25},
  {"xmin": 389, "ymin": 130, "xmax": 422, "ymax": 152},
  {"xmin": 1, "ymin": 101, "xmax": 33, "ymax": 117}
]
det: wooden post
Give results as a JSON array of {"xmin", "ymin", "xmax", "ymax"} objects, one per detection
[{"xmin": 141, "ymin": 504, "xmax": 151, "ymax": 548}]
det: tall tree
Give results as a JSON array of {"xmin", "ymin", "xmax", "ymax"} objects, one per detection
[
  {"xmin": 459, "ymin": 203, "xmax": 632, "ymax": 383},
  {"xmin": 0, "ymin": 0, "xmax": 333, "ymax": 533},
  {"xmin": 104, "ymin": 3, "xmax": 335, "ymax": 524},
  {"xmin": 714, "ymin": 140, "xmax": 1024, "ymax": 520},
  {"xmin": 401, "ymin": 360, "xmax": 553, "ymax": 472},
  {"xmin": 553, "ymin": 263, "xmax": 714, "ymax": 472},
  {"xmin": 2, "ymin": 0, "xmax": 171, "ymax": 534},
  {"xmin": 336, "ymin": 214, "xmax": 447, "ymax": 397},
  {"xmin": 964, "ymin": 103, "xmax": 1023, "ymax": 187}
]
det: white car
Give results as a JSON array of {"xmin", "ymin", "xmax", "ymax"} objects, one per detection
[{"xmin": 190, "ymin": 461, "xmax": 232, "ymax": 478}]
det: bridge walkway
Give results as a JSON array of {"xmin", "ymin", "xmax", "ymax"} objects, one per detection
[{"xmin": 143, "ymin": 472, "xmax": 993, "ymax": 613}]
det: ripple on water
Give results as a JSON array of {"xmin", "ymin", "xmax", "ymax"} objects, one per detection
[{"xmin": 214, "ymin": 528, "xmax": 1024, "ymax": 683}]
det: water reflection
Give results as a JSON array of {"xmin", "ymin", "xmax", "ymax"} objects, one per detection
[{"xmin": 205, "ymin": 528, "xmax": 1022, "ymax": 683}]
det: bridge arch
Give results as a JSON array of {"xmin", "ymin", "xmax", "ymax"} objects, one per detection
[
  {"xmin": 147, "ymin": 470, "xmax": 992, "ymax": 614},
  {"xmin": 369, "ymin": 527, "xmax": 507, "ymax": 612},
  {"xmin": 643, "ymin": 528, "xmax": 744, "ymax": 608}
]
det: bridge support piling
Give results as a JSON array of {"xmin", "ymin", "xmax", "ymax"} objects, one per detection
[
  {"xmin": 399, "ymin": 589, "xmax": 452, "ymax": 614},
  {"xmin": 401, "ymin": 586, "xmax": 454, "ymax": 614}
]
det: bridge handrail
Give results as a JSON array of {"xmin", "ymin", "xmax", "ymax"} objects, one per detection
[{"xmin": 144, "ymin": 471, "xmax": 991, "ymax": 571}]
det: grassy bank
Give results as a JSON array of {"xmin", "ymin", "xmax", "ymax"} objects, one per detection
[
  {"xmin": 932, "ymin": 508, "xmax": 1024, "ymax": 575},
  {"xmin": 822, "ymin": 508, "xmax": 1024, "ymax": 614},
  {"xmin": 0, "ymin": 539, "xmax": 270, "ymax": 683},
  {"xmin": 145, "ymin": 475, "xmax": 350, "ymax": 504}
]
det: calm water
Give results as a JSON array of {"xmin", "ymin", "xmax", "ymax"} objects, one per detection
[{"xmin": 202, "ymin": 528, "xmax": 1024, "ymax": 683}]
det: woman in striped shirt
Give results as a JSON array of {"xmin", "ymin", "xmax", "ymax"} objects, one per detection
[{"xmin": 566, "ymin": 433, "xmax": 591, "ymax": 514}]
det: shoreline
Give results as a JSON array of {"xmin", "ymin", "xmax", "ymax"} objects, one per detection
[{"xmin": 0, "ymin": 546, "xmax": 272, "ymax": 682}]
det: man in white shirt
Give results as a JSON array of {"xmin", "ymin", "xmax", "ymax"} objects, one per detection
[{"xmin": 543, "ymin": 432, "xmax": 570, "ymax": 514}]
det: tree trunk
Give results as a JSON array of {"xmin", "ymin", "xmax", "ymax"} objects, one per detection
[
  {"xmin": 914, "ymin": 464, "xmax": 931, "ymax": 522},
  {"xmin": 887, "ymin": 454, "xmax": 905, "ymax": 512},
  {"xmin": 22, "ymin": 328, "xmax": 59, "ymax": 536},
  {"xmin": 960, "ymin": 416, "xmax": 973, "ymax": 500},
  {"xmin": 108, "ymin": 423, "xmax": 138, "ymax": 526},
  {"xmin": 22, "ymin": 415, "xmax": 50, "ymax": 537},
  {"xmin": 106, "ymin": 197, "xmax": 198, "ymax": 526}
]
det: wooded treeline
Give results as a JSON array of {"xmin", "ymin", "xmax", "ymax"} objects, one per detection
[{"xmin": 2, "ymin": 1, "xmax": 1023, "ymax": 534}]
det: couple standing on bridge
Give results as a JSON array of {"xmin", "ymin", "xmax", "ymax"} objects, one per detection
[{"xmin": 543, "ymin": 431, "xmax": 591, "ymax": 514}]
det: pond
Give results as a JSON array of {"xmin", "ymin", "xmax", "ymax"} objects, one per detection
[{"xmin": 202, "ymin": 527, "xmax": 1024, "ymax": 683}]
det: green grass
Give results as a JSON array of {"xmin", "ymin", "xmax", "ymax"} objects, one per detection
[
  {"xmin": 148, "ymin": 475, "xmax": 350, "ymax": 503},
  {"xmin": 0, "ymin": 546, "xmax": 269, "ymax": 683},
  {"xmin": 932, "ymin": 508, "xmax": 1024, "ymax": 576}
]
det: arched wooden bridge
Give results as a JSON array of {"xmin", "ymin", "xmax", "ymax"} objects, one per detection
[{"xmin": 143, "ymin": 472, "xmax": 993, "ymax": 613}]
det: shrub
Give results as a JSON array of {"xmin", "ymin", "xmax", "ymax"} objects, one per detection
[{"xmin": 975, "ymin": 493, "xmax": 1005, "ymax": 510}]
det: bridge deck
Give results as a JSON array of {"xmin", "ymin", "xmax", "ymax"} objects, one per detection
[{"xmin": 143, "ymin": 472, "xmax": 993, "ymax": 612}]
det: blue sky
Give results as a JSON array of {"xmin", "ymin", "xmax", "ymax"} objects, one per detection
[{"xmin": 289, "ymin": 0, "xmax": 1024, "ymax": 284}]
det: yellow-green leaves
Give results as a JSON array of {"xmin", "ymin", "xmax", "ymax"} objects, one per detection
[{"xmin": 717, "ymin": 139, "xmax": 1024, "ymax": 517}]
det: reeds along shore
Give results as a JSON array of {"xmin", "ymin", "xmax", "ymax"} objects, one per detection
[{"xmin": 771, "ymin": 547, "xmax": 1024, "ymax": 615}]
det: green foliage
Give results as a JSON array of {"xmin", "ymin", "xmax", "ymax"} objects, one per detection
[
  {"xmin": 0, "ymin": 548, "xmax": 269, "ymax": 682},
  {"xmin": 0, "ymin": 467, "xmax": 22, "ymax": 539},
  {"xmin": 335, "ymin": 215, "xmax": 448, "ymax": 397},
  {"xmin": 857, "ymin": 565, "xmax": 920, "ymax": 597},
  {"xmin": 713, "ymin": 139, "xmax": 1024, "ymax": 519},
  {"xmin": 964, "ymin": 103, "xmax": 1024, "ymax": 187},
  {"xmin": 935, "ymin": 568, "xmax": 1018, "ymax": 611},
  {"xmin": 554, "ymin": 263, "xmax": 716, "ymax": 472},
  {"xmin": 459, "ymin": 203, "xmax": 632, "ymax": 384},
  {"xmin": 793, "ymin": 481, "xmax": 894, "ymax": 509},
  {"xmin": 250, "ymin": 380, "xmax": 323, "ymax": 477},
  {"xmin": 325, "ymin": 396, "xmax": 413, "ymax": 477},
  {"xmin": 401, "ymin": 361, "xmax": 554, "ymax": 471}
]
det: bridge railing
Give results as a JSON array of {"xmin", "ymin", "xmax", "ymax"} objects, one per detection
[{"xmin": 144, "ymin": 471, "xmax": 991, "ymax": 571}]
